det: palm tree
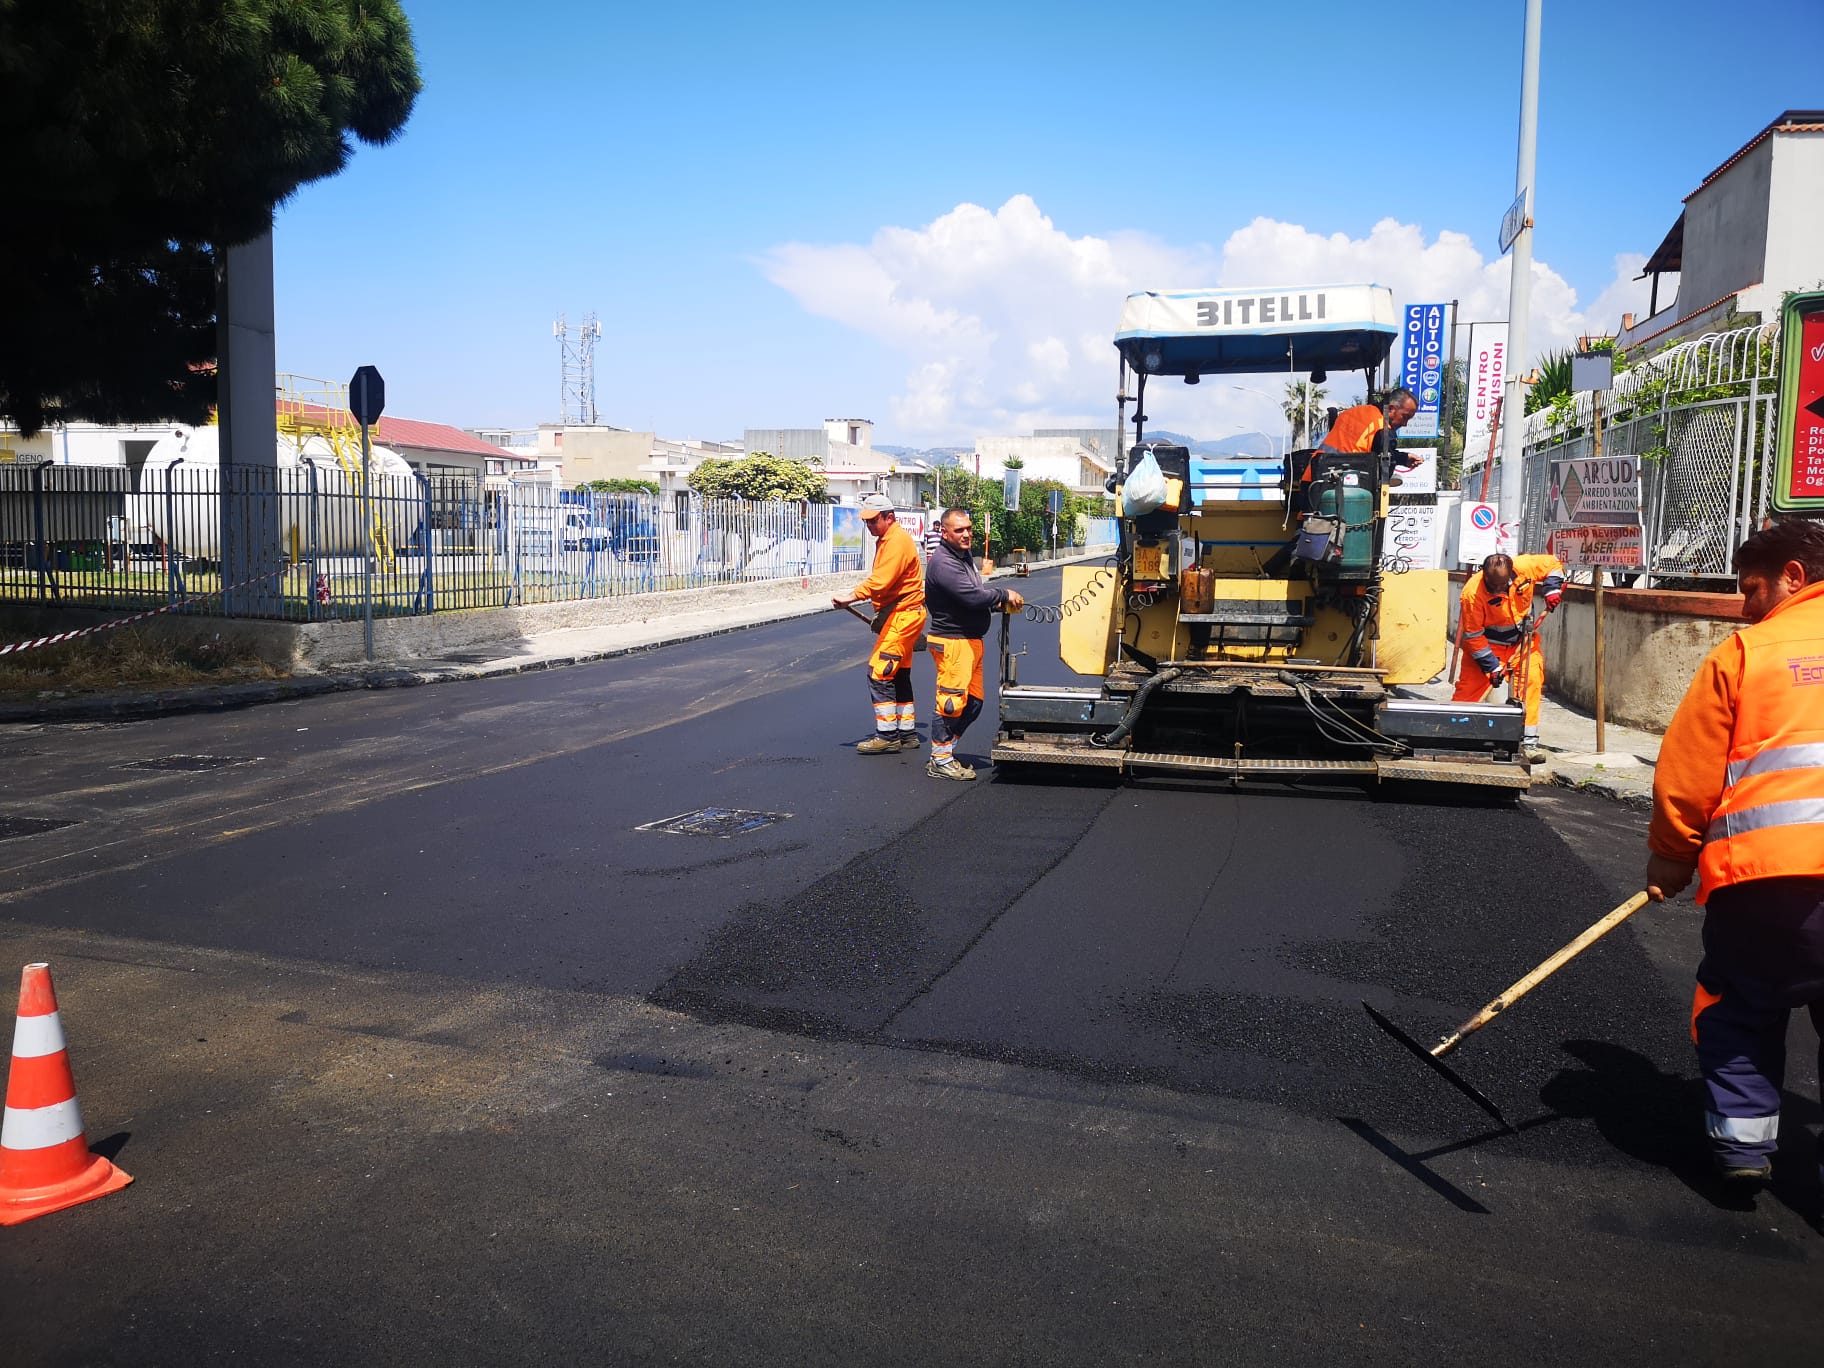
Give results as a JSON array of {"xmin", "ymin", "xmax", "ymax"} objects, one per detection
[
  {"xmin": 1524, "ymin": 349, "xmax": 1574, "ymax": 415},
  {"xmin": 1282, "ymin": 380, "xmax": 1329, "ymax": 449}
]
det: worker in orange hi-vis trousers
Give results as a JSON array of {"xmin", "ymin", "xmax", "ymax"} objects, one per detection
[
  {"xmin": 922, "ymin": 506, "xmax": 1023, "ymax": 782},
  {"xmin": 832, "ymin": 493, "xmax": 926, "ymax": 753},
  {"xmin": 1451, "ymin": 551, "xmax": 1566, "ymax": 759},
  {"xmin": 1644, "ymin": 517, "xmax": 1824, "ymax": 1189}
]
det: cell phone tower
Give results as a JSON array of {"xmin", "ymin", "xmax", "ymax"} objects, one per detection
[{"xmin": 554, "ymin": 312, "xmax": 602, "ymax": 424}]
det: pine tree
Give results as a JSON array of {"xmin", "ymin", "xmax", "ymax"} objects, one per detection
[{"xmin": 0, "ymin": 2, "xmax": 422, "ymax": 434}]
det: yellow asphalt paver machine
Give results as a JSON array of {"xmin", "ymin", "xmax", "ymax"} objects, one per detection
[{"xmin": 993, "ymin": 283, "xmax": 1528, "ymax": 793}]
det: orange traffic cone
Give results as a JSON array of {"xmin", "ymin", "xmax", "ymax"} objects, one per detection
[{"xmin": 0, "ymin": 963, "xmax": 131, "ymax": 1225}]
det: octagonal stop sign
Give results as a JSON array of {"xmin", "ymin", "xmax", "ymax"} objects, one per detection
[{"xmin": 348, "ymin": 366, "xmax": 385, "ymax": 426}]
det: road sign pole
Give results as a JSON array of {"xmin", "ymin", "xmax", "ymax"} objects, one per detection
[
  {"xmin": 346, "ymin": 365, "xmax": 386, "ymax": 664},
  {"xmin": 361, "ymin": 419, "xmax": 374, "ymax": 662},
  {"xmin": 1497, "ymin": 0, "xmax": 1542, "ymax": 541},
  {"xmin": 1592, "ymin": 388, "xmax": 1605, "ymax": 753},
  {"xmin": 1441, "ymin": 300, "xmax": 1459, "ymax": 475}
]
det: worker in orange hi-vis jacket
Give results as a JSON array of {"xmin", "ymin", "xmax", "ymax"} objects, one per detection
[
  {"xmin": 1451, "ymin": 551, "xmax": 1566, "ymax": 759},
  {"xmin": 832, "ymin": 493, "xmax": 927, "ymax": 753},
  {"xmin": 1644, "ymin": 517, "xmax": 1824, "ymax": 1188}
]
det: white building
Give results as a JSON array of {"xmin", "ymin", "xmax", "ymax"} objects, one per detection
[
  {"xmin": 1618, "ymin": 109, "xmax": 1824, "ymax": 352},
  {"xmin": 971, "ymin": 434, "xmax": 1114, "ymax": 495},
  {"xmin": 0, "ymin": 421, "xmax": 182, "ymax": 473},
  {"xmin": 741, "ymin": 418, "xmax": 929, "ymax": 506}
]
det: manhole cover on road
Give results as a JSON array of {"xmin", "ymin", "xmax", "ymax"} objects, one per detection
[
  {"xmin": 637, "ymin": 807, "xmax": 791, "ymax": 838},
  {"xmin": 118, "ymin": 755, "xmax": 258, "ymax": 772},
  {"xmin": 0, "ymin": 817, "xmax": 79, "ymax": 841}
]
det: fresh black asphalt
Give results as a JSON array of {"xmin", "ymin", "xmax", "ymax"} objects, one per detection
[{"xmin": 0, "ymin": 565, "xmax": 1817, "ymax": 1365}]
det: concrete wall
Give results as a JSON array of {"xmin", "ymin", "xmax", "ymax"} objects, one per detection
[
  {"xmin": 1746, "ymin": 128, "xmax": 1824, "ymax": 317},
  {"xmin": 555, "ymin": 429, "xmax": 657, "ymax": 485},
  {"xmin": 743, "ymin": 429, "xmax": 833, "ymax": 465},
  {"xmin": 1678, "ymin": 137, "xmax": 1772, "ymax": 319},
  {"xmin": 822, "ymin": 419, "xmax": 873, "ymax": 452},
  {"xmin": 1537, "ymin": 584, "xmax": 1745, "ymax": 731}
]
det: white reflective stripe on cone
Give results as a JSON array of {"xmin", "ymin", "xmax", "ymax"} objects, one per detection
[
  {"xmin": 1, "ymin": 1097, "xmax": 86, "ymax": 1151},
  {"xmin": 10, "ymin": 1011, "xmax": 68, "ymax": 1060},
  {"xmin": 1706, "ymin": 1110, "xmax": 1779, "ymax": 1144}
]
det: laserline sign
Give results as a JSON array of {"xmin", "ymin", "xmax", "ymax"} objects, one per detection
[
  {"xmin": 1549, "ymin": 525, "xmax": 1642, "ymax": 569},
  {"xmin": 1550, "ymin": 455, "xmax": 1640, "ymax": 527}
]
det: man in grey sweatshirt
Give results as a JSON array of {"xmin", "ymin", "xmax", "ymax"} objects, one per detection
[{"xmin": 922, "ymin": 507, "xmax": 1024, "ymax": 780}]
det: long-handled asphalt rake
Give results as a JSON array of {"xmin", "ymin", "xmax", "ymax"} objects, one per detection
[
  {"xmin": 1363, "ymin": 890, "xmax": 1653, "ymax": 1131},
  {"xmin": 835, "ymin": 599, "xmax": 927, "ymax": 651}
]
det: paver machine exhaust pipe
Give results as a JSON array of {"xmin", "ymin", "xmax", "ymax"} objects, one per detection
[{"xmin": 1363, "ymin": 890, "xmax": 1653, "ymax": 1130}]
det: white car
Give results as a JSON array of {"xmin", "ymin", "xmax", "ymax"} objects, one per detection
[{"xmin": 560, "ymin": 509, "xmax": 610, "ymax": 552}]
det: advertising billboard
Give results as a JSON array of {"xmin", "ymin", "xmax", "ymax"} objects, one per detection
[
  {"xmin": 1463, "ymin": 324, "xmax": 1508, "ymax": 473},
  {"xmin": 1400, "ymin": 303, "xmax": 1447, "ymax": 440}
]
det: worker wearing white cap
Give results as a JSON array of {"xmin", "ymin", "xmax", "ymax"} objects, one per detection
[{"xmin": 832, "ymin": 494, "xmax": 926, "ymax": 752}]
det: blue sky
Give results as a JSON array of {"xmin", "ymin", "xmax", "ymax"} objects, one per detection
[{"xmin": 273, "ymin": 0, "xmax": 1824, "ymax": 446}]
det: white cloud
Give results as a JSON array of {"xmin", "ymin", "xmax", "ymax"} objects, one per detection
[{"xmin": 760, "ymin": 197, "xmax": 1651, "ymax": 442}]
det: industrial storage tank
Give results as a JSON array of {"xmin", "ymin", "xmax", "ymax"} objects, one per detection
[{"xmin": 126, "ymin": 424, "xmax": 420, "ymax": 561}]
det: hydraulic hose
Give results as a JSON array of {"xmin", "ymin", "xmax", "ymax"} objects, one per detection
[
  {"xmin": 1022, "ymin": 561, "xmax": 1116, "ymax": 623},
  {"xmin": 1091, "ymin": 667, "xmax": 1180, "ymax": 748}
]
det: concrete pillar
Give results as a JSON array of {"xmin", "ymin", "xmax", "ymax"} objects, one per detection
[{"xmin": 215, "ymin": 227, "xmax": 283, "ymax": 616}]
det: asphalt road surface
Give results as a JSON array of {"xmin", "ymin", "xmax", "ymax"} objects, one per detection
[{"xmin": 0, "ymin": 565, "xmax": 1818, "ymax": 1366}]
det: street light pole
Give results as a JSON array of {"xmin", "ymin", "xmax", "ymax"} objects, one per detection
[
  {"xmin": 1227, "ymin": 384, "xmax": 1287, "ymax": 458},
  {"xmin": 1497, "ymin": 0, "xmax": 1542, "ymax": 542}
]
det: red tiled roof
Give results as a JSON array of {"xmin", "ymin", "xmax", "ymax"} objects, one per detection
[
  {"xmin": 374, "ymin": 415, "xmax": 526, "ymax": 459},
  {"xmin": 274, "ymin": 401, "xmax": 530, "ymax": 461}
]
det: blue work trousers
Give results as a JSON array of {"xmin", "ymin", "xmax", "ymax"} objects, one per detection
[{"xmin": 1692, "ymin": 877, "xmax": 1824, "ymax": 1170}]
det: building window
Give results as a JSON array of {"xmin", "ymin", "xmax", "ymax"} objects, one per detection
[{"xmin": 848, "ymin": 424, "xmax": 861, "ymax": 446}]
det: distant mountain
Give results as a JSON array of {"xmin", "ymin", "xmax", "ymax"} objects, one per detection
[{"xmin": 1143, "ymin": 429, "xmax": 1278, "ymax": 458}]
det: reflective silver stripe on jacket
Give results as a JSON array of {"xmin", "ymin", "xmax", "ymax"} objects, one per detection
[
  {"xmin": 1706, "ymin": 1111, "xmax": 1779, "ymax": 1144},
  {"xmin": 1704, "ymin": 797, "xmax": 1824, "ymax": 843},
  {"xmin": 1724, "ymin": 742, "xmax": 1824, "ymax": 787},
  {"xmin": 1483, "ymin": 624, "xmax": 1525, "ymax": 645}
]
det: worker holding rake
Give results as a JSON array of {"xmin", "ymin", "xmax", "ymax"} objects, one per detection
[
  {"xmin": 1452, "ymin": 551, "xmax": 1565, "ymax": 760},
  {"xmin": 1646, "ymin": 517, "xmax": 1824, "ymax": 1188}
]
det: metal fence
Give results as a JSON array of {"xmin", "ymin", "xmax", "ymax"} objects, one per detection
[
  {"xmin": 0, "ymin": 465, "xmax": 867, "ymax": 622},
  {"xmin": 1515, "ymin": 321, "xmax": 1781, "ymax": 583}
]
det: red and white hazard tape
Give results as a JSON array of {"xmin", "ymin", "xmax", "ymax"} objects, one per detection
[{"xmin": 0, "ymin": 570, "xmax": 284, "ymax": 658}]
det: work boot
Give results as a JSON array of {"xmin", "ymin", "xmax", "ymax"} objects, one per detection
[
  {"xmin": 856, "ymin": 734, "xmax": 902, "ymax": 755},
  {"xmin": 1522, "ymin": 732, "xmax": 1546, "ymax": 762},
  {"xmin": 927, "ymin": 755, "xmax": 976, "ymax": 782},
  {"xmin": 897, "ymin": 731, "xmax": 921, "ymax": 750},
  {"xmin": 1716, "ymin": 1158, "xmax": 1773, "ymax": 1186}
]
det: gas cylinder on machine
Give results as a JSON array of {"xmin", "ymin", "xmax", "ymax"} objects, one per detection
[{"xmin": 1312, "ymin": 478, "xmax": 1375, "ymax": 575}]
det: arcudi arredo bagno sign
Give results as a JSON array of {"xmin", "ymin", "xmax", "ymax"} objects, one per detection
[{"xmin": 1196, "ymin": 294, "xmax": 1332, "ymax": 328}]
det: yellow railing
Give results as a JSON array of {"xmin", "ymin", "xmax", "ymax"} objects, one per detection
[{"xmin": 275, "ymin": 374, "xmax": 395, "ymax": 569}]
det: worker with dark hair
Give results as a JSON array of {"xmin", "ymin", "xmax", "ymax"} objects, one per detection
[
  {"xmin": 1266, "ymin": 388, "xmax": 1423, "ymax": 575},
  {"xmin": 833, "ymin": 494, "xmax": 926, "ymax": 752},
  {"xmin": 922, "ymin": 506, "xmax": 1022, "ymax": 780},
  {"xmin": 1310, "ymin": 386, "xmax": 1421, "ymax": 473},
  {"xmin": 1646, "ymin": 516, "xmax": 1824, "ymax": 1187},
  {"xmin": 1450, "ymin": 550, "xmax": 1565, "ymax": 758}
]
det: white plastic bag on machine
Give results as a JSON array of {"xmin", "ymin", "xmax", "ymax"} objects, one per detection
[{"xmin": 1121, "ymin": 451, "xmax": 1167, "ymax": 517}]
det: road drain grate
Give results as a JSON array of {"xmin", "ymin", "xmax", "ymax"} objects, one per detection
[
  {"xmin": 636, "ymin": 807, "xmax": 790, "ymax": 838},
  {"xmin": 119, "ymin": 755, "xmax": 257, "ymax": 772},
  {"xmin": 0, "ymin": 817, "xmax": 79, "ymax": 841}
]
